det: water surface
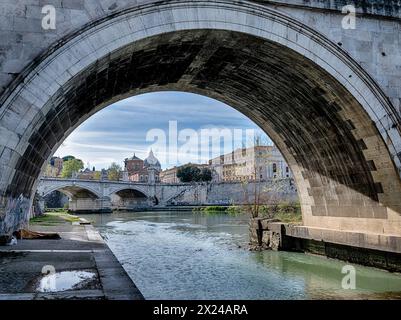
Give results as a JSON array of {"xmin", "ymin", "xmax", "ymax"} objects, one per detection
[{"xmin": 81, "ymin": 211, "xmax": 401, "ymax": 300}]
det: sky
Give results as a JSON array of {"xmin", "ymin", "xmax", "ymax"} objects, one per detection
[{"xmin": 55, "ymin": 91, "xmax": 270, "ymax": 170}]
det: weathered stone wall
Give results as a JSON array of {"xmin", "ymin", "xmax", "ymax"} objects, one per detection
[
  {"xmin": 205, "ymin": 180, "xmax": 298, "ymax": 205},
  {"xmin": 255, "ymin": 0, "xmax": 401, "ymax": 18},
  {"xmin": 166, "ymin": 183, "xmax": 208, "ymax": 205},
  {"xmin": 0, "ymin": 195, "xmax": 31, "ymax": 234},
  {"xmin": 162, "ymin": 179, "xmax": 298, "ymax": 205},
  {"xmin": 275, "ymin": 2, "xmax": 401, "ymax": 124}
]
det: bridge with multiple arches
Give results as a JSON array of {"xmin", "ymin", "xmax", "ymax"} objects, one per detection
[{"xmin": 36, "ymin": 177, "xmax": 197, "ymax": 212}]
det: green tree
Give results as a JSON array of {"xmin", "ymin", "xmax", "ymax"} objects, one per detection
[
  {"xmin": 107, "ymin": 162, "xmax": 122, "ymax": 181},
  {"xmin": 62, "ymin": 155, "xmax": 75, "ymax": 162},
  {"xmin": 93, "ymin": 171, "xmax": 101, "ymax": 180},
  {"xmin": 177, "ymin": 165, "xmax": 200, "ymax": 182},
  {"xmin": 177, "ymin": 165, "xmax": 212, "ymax": 182},
  {"xmin": 199, "ymin": 167, "xmax": 212, "ymax": 182},
  {"xmin": 61, "ymin": 159, "xmax": 84, "ymax": 178}
]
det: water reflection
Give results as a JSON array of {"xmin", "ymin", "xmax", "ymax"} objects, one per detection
[
  {"xmin": 36, "ymin": 270, "xmax": 97, "ymax": 292},
  {"xmin": 80, "ymin": 211, "xmax": 401, "ymax": 300}
]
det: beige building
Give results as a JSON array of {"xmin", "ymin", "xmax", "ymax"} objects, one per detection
[
  {"xmin": 44, "ymin": 156, "xmax": 64, "ymax": 178},
  {"xmin": 160, "ymin": 166, "xmax": 180, "ymax": 183},
  {"xmin": 77, "ymin": 168, "xmax": 101, "ymax": 180},
  {"xmin": 209, "ymin": 145, "xmax": 292, "ymax": 182}
]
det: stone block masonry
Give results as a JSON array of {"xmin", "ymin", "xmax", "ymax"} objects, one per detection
[{"xmin": 252, "ymin": 222, "xmax": 401, "ymax": 272}]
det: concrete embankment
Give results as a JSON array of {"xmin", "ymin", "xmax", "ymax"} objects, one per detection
[
  {"xmin": 249, "ymin": 218, "xmax": 401, "ymax": 272},
  {"xmin": 0, "ymin": 219, "xmax": 144, "ymax": 300}
]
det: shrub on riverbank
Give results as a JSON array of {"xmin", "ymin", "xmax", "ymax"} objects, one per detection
[
  {"xmin": 44, "ymin": 207, "xmax": 68, "ymax": 213},
  {"xmin": 227, "ymin": 202, "xmax": 302, "ymax": 223},
  {"xmin": 193, "ymin": 206, "xmax": 229, "ymax": 213},
  {"xmin": 226, "ymin": 205, "xmax": 243, "ymax": 215},
  {"xmin": 203, "ymin": 206, "xmax": 228, "ymax": 212},
  {"xmin": 192, "ymin": 203, "xmax": 301, "ymax": 222}
]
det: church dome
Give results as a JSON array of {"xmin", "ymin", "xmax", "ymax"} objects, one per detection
[
  {"xmin": 130, "ymin": 153, "xmax": 142, "ymax": 161},
  {"xmin": 144, "ymin": 150, "xmax": 161, "ymax": 170}
]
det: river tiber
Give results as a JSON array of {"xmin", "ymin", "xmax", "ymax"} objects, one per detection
[{"xmin": 1, "ymin": 0, "xmax": 401, "ymax": 301}]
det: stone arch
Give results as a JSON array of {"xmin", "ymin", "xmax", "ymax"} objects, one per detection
[
  {"xmin": 109, "ymin": 186, "xmax": 150, "ymax": 199},
  {"xmin": 0, "ymin": 1, "xmax": 401, "ymax": 235},
  {"xmin": 110, "ymin": 187, "xmax": 151, "ymax": 210},
  {"xmin": 39, "ymin": 183, "xmax": 101, "ymax": 199}
]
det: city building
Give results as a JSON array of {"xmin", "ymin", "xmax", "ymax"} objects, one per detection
[
  {"xmin": 124, "ymin": 154, "xmax": 143, "ymax": 173},
  {"xmin": 44, "ymin": 156, "xmax": 64, "ymax": 177},
  {"xmin": 209, "ymin": 145, "xmax": 292, "ymax": 182},
  {"xmin": 159, "ymin": 166, "xmax": 180, "ymax": 183},
  {"xmin": 124, "ymin": 150, "xmax": 161, "ymax": 183},
  {"xmin": 76, "ymin": 167, "xmax": 101, "ymax": 180}
]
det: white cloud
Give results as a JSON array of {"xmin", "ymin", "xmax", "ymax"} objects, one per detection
[{"xmin": 55, "ymin": 92, "xmax": 269, "ymax": 170}]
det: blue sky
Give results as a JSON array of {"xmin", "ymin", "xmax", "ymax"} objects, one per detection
[{"xmin": 55, "ymin": 91, "xmax": 270, "ymax": 170}]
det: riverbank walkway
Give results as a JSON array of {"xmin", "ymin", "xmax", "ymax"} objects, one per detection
[{"xmin": 0, "ymin": 216, "xmax": 144, "ymax": 300}]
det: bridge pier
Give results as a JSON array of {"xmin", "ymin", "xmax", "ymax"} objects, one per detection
[
  {"xmin": 68, "ymin": 197, "xmax": 112, "ymax": 214},
  {"xmin": 35, "ymin": 196, "xmax": 45, "ymax": 217},
  {"xmin": 110, "ymin": 189, "xmax": 153, "ymax": 211}
]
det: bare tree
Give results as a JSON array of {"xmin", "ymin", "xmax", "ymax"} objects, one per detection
[{"xmin": 239, "ymin": 133, "xmax": 287, "ymax": 218}]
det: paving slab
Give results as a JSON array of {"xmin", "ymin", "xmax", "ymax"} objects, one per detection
[{"xmin": 0, "ymin": 222, "xmax": 144, "ymax": 300}]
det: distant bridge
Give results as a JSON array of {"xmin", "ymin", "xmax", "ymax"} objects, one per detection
[
  {"xmin": 37, "ymin": 178, "xmax": 201, "ymax": 212},
  {"xmin": 36, "ymin": 178, "xmax": 297, "ymax": 213}
]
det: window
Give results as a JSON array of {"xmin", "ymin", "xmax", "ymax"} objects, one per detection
[
  {"xmin": 273, "ymin": 163, "xmax": 277, "ymax": 173},
  {"xmin": 286, "ymin": 166, "xmax": 289, "ymax": 173}
]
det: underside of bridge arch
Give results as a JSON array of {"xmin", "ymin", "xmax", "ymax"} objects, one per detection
[
  {"xmin": 44, "ymin": 186, "xmax": 111, "ymax": 214},
  {"xmin": 114, "ymin": 189, "xmax": 148, "ymax": 199},
  {"xmin": 1, "ymin": 28, "xmax": 401, "ymax": 235},
  {"xmin": 111, "ymin": 189, "xmax": 150, "ymax": 210},
  {"xmin": 47, "ymin": 186, "xmax": 99, "ymax": 200}
]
